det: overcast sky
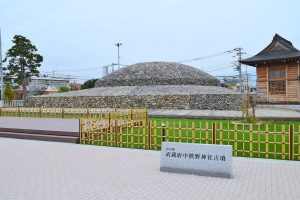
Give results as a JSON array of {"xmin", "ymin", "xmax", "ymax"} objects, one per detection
[{"xmin": 1, "ymin": 0, "xmax": 300, "ymax": 85}]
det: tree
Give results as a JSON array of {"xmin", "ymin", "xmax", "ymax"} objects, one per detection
[
  {"xmin": 80, "ymin": 79, "xmax": 98, "ymax": 89},
  {"xmin": 3, "ymin": 83, "xmax": 16, "ymax": 103},
  {"xmin": 58, "ymin": 86, "xmax": 70, "ymax": 92},
  {"xmin": 4, "ymin": 35, "xmax": 43, "ymax": 99},
  {"xmin": 241, "ymin": 91, "xmax": 257, "ymax": 123}
]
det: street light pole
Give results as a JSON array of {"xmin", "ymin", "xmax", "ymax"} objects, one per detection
[{"xmin": 115, "ymin": 42, "xmax": 122, "ymax": 70}]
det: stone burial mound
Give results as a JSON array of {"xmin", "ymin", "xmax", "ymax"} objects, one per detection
[{"xmin": 25, "ymin": 62, "xmax": 242, "ymax": 110}]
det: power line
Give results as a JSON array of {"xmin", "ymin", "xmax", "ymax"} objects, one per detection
[
  {"xmin": 177, "ymin": 49, "xmax": 238, "ymax": 63},
  {"xmin": 51, "ymin": 67, "xmax": 101, "ymax": 72},
  {"xmin": 42, "ymin": 63, "xmax": 129, "ymax": 73},
  {"xmin": 45, "ymin": 64, "xmax": 110, "ymax": 72},
  {"xmin": 205, "ymin": 66, "xmax": 235, "ymax": 73},
  {"xmin": 39, "ymin": 71, "xmax": 98, "ymax": 80}
]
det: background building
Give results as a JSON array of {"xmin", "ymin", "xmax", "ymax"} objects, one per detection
[
  {"xmin": 27, "ymin": 76, "xmax": 72, "ymax": 96},
  {"xmin": 241, "ymin": 34, "xmax": 300, "ymax": 103}
]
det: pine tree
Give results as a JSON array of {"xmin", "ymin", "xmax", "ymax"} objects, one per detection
[{"xmin": 4, "ymin": 35, "xmax": 43, "ymax": 99}]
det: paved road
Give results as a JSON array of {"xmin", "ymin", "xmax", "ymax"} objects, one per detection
[
  {"xmin": 149, "ymin": 108, "xmax": 300, "ymax": 120},
  {"xmin": 0, "ymin": 138, "xmax": 299, "ymax": 200}
]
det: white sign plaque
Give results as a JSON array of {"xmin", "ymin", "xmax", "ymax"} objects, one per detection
[{"xmin": 160, "ymin": 142, "xmax": 233, "ymax": 178}]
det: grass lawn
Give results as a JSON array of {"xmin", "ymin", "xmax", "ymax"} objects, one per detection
[{"xmin": 82, "ymin": 117, "xmax": 300, "ymax": 161}]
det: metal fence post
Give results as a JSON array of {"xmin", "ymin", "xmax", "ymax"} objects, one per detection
[{"xmin": 289, "ymin": 125, "xmax": 294, "ymax": 160}]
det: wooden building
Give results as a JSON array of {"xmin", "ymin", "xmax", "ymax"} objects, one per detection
[{"xmin": 240, "ymin": 34, "xmax": 300, "ymax": 103}]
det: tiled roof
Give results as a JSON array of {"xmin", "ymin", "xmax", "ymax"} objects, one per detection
[{"xmin": 240, "ymin": 34, "xmax": 300, "ymax": 66}]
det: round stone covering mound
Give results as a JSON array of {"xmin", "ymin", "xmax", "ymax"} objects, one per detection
[
  {"xmin": 95, "ymin": 62, "xmax": 220, "ymax": 87},
  {"xmin": 24, "ymin": 61, "xmax": 242, "ymax": 110}
]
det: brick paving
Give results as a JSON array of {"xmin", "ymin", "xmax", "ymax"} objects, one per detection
[{"xmin": 0, "ymin": 138, "xmax": 299, "ymax": 200}]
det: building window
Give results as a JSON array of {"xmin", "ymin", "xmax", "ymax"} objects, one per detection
[
  {"xmin": 269, "ymin": 80, "xmax": 286, "ymax": 94},
  {"xmin": 268, "ymin": 68, "xmax": 285, "ymax": 78}
]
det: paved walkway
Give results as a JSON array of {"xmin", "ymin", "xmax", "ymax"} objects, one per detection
[
  {"xmin": 0, "ymin": 117, "xmax": 79, "ymax": 132},
  {"xmin": 149, "ymin": 108, "xmax": 300, "ymax": 120},
  {"xmin": 0, "ymin": 138, "xmax": 300, "ymax": 200}
]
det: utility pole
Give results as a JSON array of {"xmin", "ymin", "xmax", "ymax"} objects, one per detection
[
  {"xmin": 235, "ymin": 47, "xmax": 244, "ymax": 93},
  {"xmin": 0, "ymin": 29, "xmax": 4, "ymax": 103},
  {"xmin": 115, "ymin": 42, "xmax": 122, "ymax": 70}
]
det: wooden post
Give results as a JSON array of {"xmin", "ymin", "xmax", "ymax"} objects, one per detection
[
  {"xmin": 0, "ymin": 107, "xmax": 2, "ymax": 116},
  {"xmin": 154, "ymin": 120, "xmax": 157, "ymax": 150},
  {"xmin": 145, "ymin": 109, "xmax": 148, "ymax": 125},
  {"xmin": 62, "ymin": 108, "xmax": 65, "ymax": 118},
  {"xmin": 205, "ymin": 122, "xmax": 209, "ymax": 144},
  {"xmin": 108, "ymin": 112, "xmax": 111, "ymax": 132},
  {"xmin": 86, "ymin": 108, "xmax": 90, "ymax": 118},
  {"xmin": 219, "ymin": 123, "xmax": 223, "ymax": 145},
  {"xmin": 162, "ymin": 123, "xmax": 166, "ymax": 142},
  {"xmin": 179, "ymin": 121, "xmax": 182, "ymax": 143},
  {"xmin": 148, "ymin": 121, "xmax": 152, "ymax": 150},
  {"xmin": 192, "ymin": 121, "xmax": 195, "ymax": 144},
  {"xmin": 130, "ymin": 109, "xmax": 134, "ymax": 126},
  {"xmin": 17, "ymin": 107, "xmax": 21, "ymax": 117},
  {"xmin": 115, "ymin": 119, "xmax": 118, "ymax": 147},
  {"xmin": 250, "ymin": 124, "xmax": 253, "ymax": 158},
  {"xmin": 234, "ymin": 124, "xmax": 238, "ymax": 157},
  {"xmin": 39, "ymin": 107, "xmax": 42, "ymax": 118},
  {"xmin": 266, "ymin": 124, "xmax": 269, "ymax": 159},
  {"xmin": 80, "ymin": 118, "xmax": 84, "ymax": 144},
  {"xmin": 290, "ymin": 125, "xmax": 294, "ymax": 160},
  {"xmin": 212, "ymin": 122, "xmax": 216, "ymax": 144},
  {"xmin": 282, "ymin": 125, "xmax": 285, "ymax": 160},
  {"xmin": 166, "ymin": 121, "xmax": 169, "ymax": 142},
  {"xmin": 110, "ymin": 112, "xmax": 113, "ymax": 146},
  {"xmin": 91, "ymin": 119, "xmax": 95, "ymax": 145}
]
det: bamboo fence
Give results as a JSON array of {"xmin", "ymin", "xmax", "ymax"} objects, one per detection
[
  {"xmin": 80, "ymin": 119, "xmax": 300, "ymax": 161},
  {"xmin": 0, "ymin": 107, "xmax": 148, "ymax": 121}
]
